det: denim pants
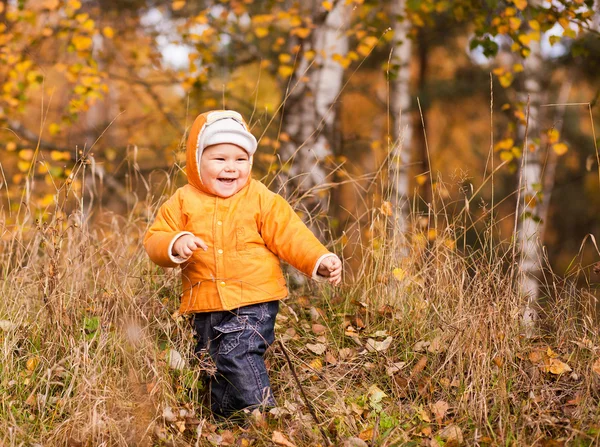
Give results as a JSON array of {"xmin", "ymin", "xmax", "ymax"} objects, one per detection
[{"xmin": 193, "ymin": 300, "xmax": 279, "ymax": 416}]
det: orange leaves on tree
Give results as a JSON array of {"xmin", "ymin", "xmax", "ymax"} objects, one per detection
[
  {"xmin": 511, "ymin": 0, "xmax": 527, "ymax": 11},
  {"xmin": 172, "ymin": 0, "xmax": 186, "ymax": 11}
]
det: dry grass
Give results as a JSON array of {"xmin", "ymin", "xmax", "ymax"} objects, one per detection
[{"xmin": 1, "ymin": 156, "xmax": 600, "ymax": 447}]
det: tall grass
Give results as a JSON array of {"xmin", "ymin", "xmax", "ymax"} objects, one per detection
[{"xmin": 1, "ymin": 150, "xmax": 599, "ymax": 446}]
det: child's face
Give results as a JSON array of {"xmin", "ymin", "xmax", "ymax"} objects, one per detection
[{"xmin": 199, "ymin": 143, "xmax": 251, "ymax": 197}]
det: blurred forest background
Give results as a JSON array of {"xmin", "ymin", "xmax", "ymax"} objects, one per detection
[
  {"xmin": 2, "ymin": 1, "xmax": 600, "ymax": 445},
  {"xmin": 1, "ymin": 0, "xmax": 599, "ymax": 290}
]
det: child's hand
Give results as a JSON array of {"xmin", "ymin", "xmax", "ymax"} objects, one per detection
[
  {"xmin": 317, "ymin": 255, "xmax": 342, "ymax": 285},
  {"xmin": 172, "ymin": 235, "xmax": 208, "ymax": 258}
]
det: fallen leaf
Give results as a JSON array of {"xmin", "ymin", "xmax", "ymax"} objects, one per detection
[
  {"xmin": 26, "ymin": 357, "xmax": 39, "ymax": 372},
  {"xmin": 365, "ymin": 336, "xmax": 393, "ymax": 352},
  {"xmin": 416, "ymin": 405, "xmax": 431, "ymax": 423},
  {"xmin": 545, "ymin": 358, "xmax": 572, "ymax": 375},
  {"xmin": 592, "ymin": 358, "xmax": 600, "ymax": 376},
  {"xmin": 430, "ymin": 400, "xmax": 449, "ymax": 424},
  {"xmin": 528, "ymin": 350, "xmax": 544, "ymax": 363},
  {"xmin": 309, "ymin": 358, "xmax": 323, "ymax": 371},
  {"xmin": 0, "ymin": 320, "xmax": 18, "ymax": 331},
  {"xmin": 340, "ymin": 438, "xmax": 368, "ymax": 447},
  {"xmin": 437, "ymin": 424, "xmax": 464, "ymax": 446},
  {"xmin": 427, "ymin": 336, "xmax": 446, "ymax": 353},
  {"xmin": 162, "ymin": 406, "xmax": 177, "ymax": 422},
  {"xmin": 358, "ymin": 427, "xmax": 373, "ymax": 441},
  {"xmin": 272, "ymin": 430, "xmax": 296, "ymax": 447},
  {"xmin": 339, "ymin": 348, "xmax": 355, "ymax": 359},
  {"xmin": 386, "ymin": 361, "xmax": 407, "ymax": 376},
  {"xmin": 221, "ymin": 430, "xmax": 235, "ymax": 446},
  {"xmin": 410, "ymin": 356, "xmax": 427, "ymax": 378},
  {"xmin": 325, "ymin": 352, "xmax": 338, "ymax": 365},
  {"xmin": 167, "ymin": 349, "xmax": 186, "ymax": 370},
  {"xmin": 414, "ymin": 340, "xmax": 430, "ymax": 352},
  {"xmin": 312, "ymin": 324, "xmax": 327, "ymax": 334},
  {"xmin": 175, "ymin": 420, "xmax": 186, "ymax": 433},
  {"xmin": 306, "ymin": 343, "xmax": 327, "ymax": 355}
]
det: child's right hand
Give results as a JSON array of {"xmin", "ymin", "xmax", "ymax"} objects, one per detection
[{"xmin": 172, "ymin": 235, "xmax": 208, "ymax": 258}]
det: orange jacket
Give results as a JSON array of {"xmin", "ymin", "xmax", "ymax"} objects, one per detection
[{"xmin": 144, "ymin": 111, "xmax": 332, "ymax": 313}]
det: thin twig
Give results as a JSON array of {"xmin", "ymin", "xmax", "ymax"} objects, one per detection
[{"xmin": 277, "ymin": 340, "xmax": 333, "ymax": 446}]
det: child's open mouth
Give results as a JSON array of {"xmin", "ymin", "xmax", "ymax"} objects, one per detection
[{"xmin": 218, "ymin": 178, "xmax": 236, "ymax": 184}]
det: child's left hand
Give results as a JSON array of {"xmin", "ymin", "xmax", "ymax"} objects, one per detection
[{"xmin": 317, "ymin": 255, "xmax": 342, "ymax": 285}]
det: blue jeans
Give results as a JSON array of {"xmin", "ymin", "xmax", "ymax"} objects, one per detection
[{"xmin": 193, "ymin": 300, "xmax": 279, "ymax": 416}]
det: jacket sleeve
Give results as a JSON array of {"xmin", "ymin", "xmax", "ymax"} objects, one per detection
[
  {"xmin": 144, "ymin": 189, "xmax": 192, "ymax": 268},
  {"xmin": 260, "ymin": 193, "xmax": 332, "ymax": 277}
]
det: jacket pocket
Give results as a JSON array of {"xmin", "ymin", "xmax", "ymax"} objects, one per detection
[
  {"xmin": 236, "ymin": 227, "xmax": 247, "ymax": 253},
  {"xmin": 213, "ymin": 320, "xmax": 246, "ymax": 355}
]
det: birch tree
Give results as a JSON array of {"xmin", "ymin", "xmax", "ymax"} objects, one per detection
[
  {"xmin": 388, "ymin": 0, "xmax": 413, "ymax": 240},
  {"xmin": 279, "ymin": 0, "xmax": 352, "ymax": 217}
]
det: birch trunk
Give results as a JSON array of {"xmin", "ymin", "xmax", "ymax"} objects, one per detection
[
  {"xmin": 517, "ymin": 32, "xmax": 545, "ymax": 331},
  {"xmin": 389, "ymin": 0, "xmax": 413, "ymax": 240},
  {"xmin": 279, "ymin": 1, "xmax": 351, "ymax": 216}
]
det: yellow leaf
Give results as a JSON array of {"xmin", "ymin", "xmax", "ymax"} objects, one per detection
[
  {"xmin": 547, "ymin": 128, "xmax": 560, "ymax": 144},
  {"xmin": 172, "ymin": 0, "xmax": 185, "ymax": 11},
  {"xmin": 6, "ymin": 142, "xmax": 17, "ymax": 151},
  {"xmin": 68, "ymin": 0, "xmax": 82, "ymax": 10},
  {"xmin": 19, "ymin": 149, "xmax": 34, "ymax": 161},
  {"xmin": 102, "ymin": 26, "xmax": 114, "ymax": 39},
  {"xmin": 498, "ymin": 72, "xmax": 513, "ymax": 88},
  {"xmin": 254, "ymin": 27, "xmax": 269, "ymax": 38},
  {"xmin": 42, "ymin": 0, "xmax": 60, "ymax": 10},
  {"xmin": 552, "ymin": 143, "xmax": 568, "ymax": 156},
  {"xmin": 427, "ymin": 228, "xmax": 437, "ymax": 241},
  {"xmin": 416, "ymin": 174, "xmax": 428, "ymax": 186},
  {"xmin": 50, "ymin": 151, "xmax": 71, "ymax": 161},
  {"xmin": 279, "ymin": 53, "xmax": 292, "ymax": 64},
  {"xmin": 322, "ymin": 0, "xmax": 332, "ymax": 11},
  {"xmin": 40, "ymin": 194, "xmax": 54, "ymax": 207},
  {"xmin": 528, "ymin": 20, "xmax": 540, "ymax": 31},
  {"xmin": 392, "ymin": 267, "xmax": 406, "ymax": 281},
  {"xmin": 545, "ymin": 358, "xmax": 571, "ymax": 375},
  {"xmin": 278, "ymin": 65, "xmax": 294, "ymax": 78},
  {"xmin": 443, "ymin": 238, "xmax": 456, "ymax": 250},
  {"xmin": 304, "ymin": 50, "xmax": 316, "ymax": 61},
  {"xmin": 494, "ymin": 138, "xmax": 514, "ymax": 151},
  {"xmin": 509, "ymin": 17, "xmax": 521, "ymax": 31},
  {"xmin": 292, "ymin": 27, "xmax": 311, "ymax": 39},
  {"xmin": 512, "ymin": 63, "xmax": 524, "ymax": 73},
  {"xmin": 492, "ymin": 67, "xmax": 505, "ymax": 76},
  {"xmin": 500, "ymin": 151, "xmax": 514, "ymax": 162},
  {"xmin": 380, "ymin": 201, "xmax": 393, "ymax": 216},
  {"xmin": 72, "ymin": 35, "xmax": 93, "ymax": 51},
  {"xmin": 26, "ymin": 357, "xmax": 39, "ymax": 371},
  {"xmin": 309, "ymin": 358, "xmax": 323, "ymax": 371},
  {"xmin": 272, "ymin": 430, "xmax": 296, "ymax": 447},
  {"xmin": 17, "ymin": 160, "xmax": 31, "ymax": 172},
  {"xmin": 512, "ymin": 0, "xmax": 527, "ymax": 10}
]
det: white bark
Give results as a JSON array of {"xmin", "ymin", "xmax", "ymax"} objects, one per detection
[
  {"xmin": 517, "ymin": 33, "xmax": 544, "ymax": 330},
  {"xmin": 389, "ymin": 0, "xmax": 412, "ymax": 238},
  {"xmin": 280, "ymin": 1, "xmax": 351, "ymax": 212}
]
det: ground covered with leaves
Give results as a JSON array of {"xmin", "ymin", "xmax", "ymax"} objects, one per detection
[{"xmin": 1, "ymin": 209, "xmax": 600, "ymax": 447}]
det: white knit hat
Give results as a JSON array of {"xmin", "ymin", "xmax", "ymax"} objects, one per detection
[{"xmin": 196, "ymin": 112, "xmax": 257, "ymax": 164}]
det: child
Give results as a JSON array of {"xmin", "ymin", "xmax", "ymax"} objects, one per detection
[{"xmin": 144, "ymin": 110, "xmax": 342, "ymax": 417}]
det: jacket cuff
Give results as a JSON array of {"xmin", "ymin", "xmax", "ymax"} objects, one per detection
[
  {"xmin": 312, "ymin": 253, "xmax": 339, "ymax": 281},
  {"xmin": 168, "ymin": 232, "xmax": 195, "ymax": 264}
]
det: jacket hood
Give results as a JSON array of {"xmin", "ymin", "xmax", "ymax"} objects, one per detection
[{"xmin": 185, "ymin": 110, "xmax": 256, "ymax": 195}]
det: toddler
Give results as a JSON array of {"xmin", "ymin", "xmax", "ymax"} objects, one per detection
[{"xmin": 144, "ymin": 110, "xmax": 342, "ymax": 417}]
